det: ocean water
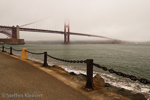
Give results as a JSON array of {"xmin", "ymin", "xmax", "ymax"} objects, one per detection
[{"xmin": 3, "ymin": 44, "xmax": 150, "ymax": 99}]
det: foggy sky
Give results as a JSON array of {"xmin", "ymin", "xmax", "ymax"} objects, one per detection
[{"xmin": 0, "ymin": 0, "xmax": 150, "ymax": 42}]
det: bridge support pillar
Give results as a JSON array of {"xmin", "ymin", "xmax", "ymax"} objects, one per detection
[
  {"xmin": 64, "ymin": 23, "xmax": 70, "ymax": 44},
  {"xmin": 16, "ymin": 25, "xmax": 20, "ymax": 39},
  {"xmin": 12, "ymin": 26, "xmax": 16, "ymax": 38},
  {"xmin": 12, "ymin": 25, "xmax": 20, "ymax": 39}
]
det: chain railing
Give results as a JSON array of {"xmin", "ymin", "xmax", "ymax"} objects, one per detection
[
  {"xmin": 24, "ymin": 50, "xmax": 46, "ymax": 66},
  {"xmin": 4, "ymin": 47, "xmax": 10, "ymax": 49},
  {"xmin": 25, "ymin": 50, "xmax": 44, "ymax": 55},
  {"xmin": 47, "ymin": 54, "xmax": 86, "ymax": 63},
  {"xmin": 1, "ymin": 46, "xmax": 150, "ymax": 90},
  {"xmin": 47, "ymin": 54, "xmax": 150, "ymax": 84},
  {"xmin": 1, "ymin": 46, "xmax": 22, "ymax": 54},
  {"xmin": 92, "ymin": 63, "xmax": 150, "ymax": 84},
  {"xmin": 12, "ymin": 48, "xmax": 22, "ymax": 52},
  {"xmin": 4, "ymin": 46, "xmax": 13, "ymax": 54}
]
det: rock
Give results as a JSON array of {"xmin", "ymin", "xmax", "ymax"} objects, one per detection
[
  {"xmin": 93, "ymin": 74, "xmax": 105, "ymax": 87},
  {"xmin": 52, "ymin": 65, "xmax": 64, "ymax": 71},
  {"xmin": 117, "ymin": 88, "xmax": 147, "ymax": 100},
  {"xmin": 77, "ymin": 74, "xmax": 86, "ymax": 80},
  {"xmin": 105, "ymin": 83, "xmax": 112, "ymax": 87},
  {"xmin": 107, "ymin": 86, "xmax": 120, "ymax": 93},
  {"xmin": 131, "ymin": 93, "xmax": 147, "ymax": 100},
  {"xmin": 69, "ymin": 72, "xmax": 76, "ymax": 75},
  {"xmin": 117, "ymin": 88, "xmax": 131, "ymax": 96}
]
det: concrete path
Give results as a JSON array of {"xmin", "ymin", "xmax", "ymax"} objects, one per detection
[{"xmin": 0, "ymin": 52, "xmax": 91, "ymax": 100}]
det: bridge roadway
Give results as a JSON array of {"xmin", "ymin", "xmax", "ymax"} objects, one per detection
[{"xmin": 0, "ymin": 52, "xmax": 90, "ymax": 100}]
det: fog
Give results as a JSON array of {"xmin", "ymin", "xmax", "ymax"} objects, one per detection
[{"xmin": 0, "ymin": 0, "xmax": 150, "ymax": 41}]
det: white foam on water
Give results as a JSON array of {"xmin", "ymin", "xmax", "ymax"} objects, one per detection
[
  {"xmin": 98, "ymin": 72, "xmax": 150, "ymax": 99},
  {"xmin": 28, "ymin": 57, "xmax": 43, "ymax": 63},
  {"xmin": 55, "ymin": 64, "xmax": 150, "ymax": 99},
  {"xmin": 59, "ymin": 65, "xmax": 87, "ymax": 75},
  {"xmin": 13, "ymin": 52, "xmax": 21, "ymax": 56}
]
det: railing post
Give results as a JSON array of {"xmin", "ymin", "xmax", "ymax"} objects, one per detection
[
  {"xmin": 85, "ymin": 59, "xmax": 94, "ymax": 90},
  {"xmin": 43, "ymin": 52, "xmax": 48, "ymax": 67},
  {"xmin": 2, "ymin": 46, "xmax": 4, "ymax": 52},
  {"xmin": 10, "ymin": 47, "xmax": 13, "ymax": 55}
]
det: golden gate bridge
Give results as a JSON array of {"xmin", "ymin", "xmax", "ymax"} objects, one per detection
[{"xmin": 0, "ymin": 18, "xmax": 115, "ymax": 44}]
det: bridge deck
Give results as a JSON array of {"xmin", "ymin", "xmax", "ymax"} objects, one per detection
[{"xmin": 0, "ymin": 25, "xmax": 113, "ymax": 40}]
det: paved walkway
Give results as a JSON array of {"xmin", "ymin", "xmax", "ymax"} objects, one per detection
[{"xmin": 0, "ymin": 52, "xmax": 90, "ymax": 100}]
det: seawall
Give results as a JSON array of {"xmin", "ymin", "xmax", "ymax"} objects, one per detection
[{"xmin": 0, "ymin": 38, "xmax": 25, "ymax": 44}]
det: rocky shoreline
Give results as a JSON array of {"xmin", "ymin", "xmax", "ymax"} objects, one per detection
[
  {"xmin": 52, "ymin": 65, "xmax": 147, "ymax": 100},
  {"xmin": 70, "ymin": 73, "xmax": 147, "ymax": 100}
]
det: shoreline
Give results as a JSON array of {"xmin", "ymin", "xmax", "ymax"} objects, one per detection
[
  {"xmin": 1, "ymin": 51, "xmax": 148, "ymax": 100},
  {"xmin": 26, "ymin": 55, "xmax": 150, "ymax": 99}
]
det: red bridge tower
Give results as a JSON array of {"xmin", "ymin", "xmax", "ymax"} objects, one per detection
[
  {"xmin": 64, "ymin": 23, "xmax": 70, "ymax": 44},
  {"xmin": 12, "ymin": 25, "xmax": 20, "ymax": 39}
]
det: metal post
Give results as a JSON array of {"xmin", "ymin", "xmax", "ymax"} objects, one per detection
[
  {"xmin": 85, "ymin": 59, "xmax": 94, "ymax": 90},
  {"xmin": 43, "ymin": 52, "xmax": 48, "ymax": 67},
  {"xmin": 10, "ymin": 47, "xmax": 13, "ymax": 55},
  {"xmin": 2, "ymin": 46, "xmax": 4, "ymax": 52}
]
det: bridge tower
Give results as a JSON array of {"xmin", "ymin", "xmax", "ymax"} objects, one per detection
[
  {"xmin": 64, "ymin": 23, "xmax": 70, "ymax": 44},
  {"xmin": 12, "ymin": 25, "xmax": 19, "ymax": 39}
]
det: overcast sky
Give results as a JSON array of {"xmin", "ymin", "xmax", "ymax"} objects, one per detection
[{"xmin": 0, "ymin": 0, "xmax": 150, "ymax": 42}]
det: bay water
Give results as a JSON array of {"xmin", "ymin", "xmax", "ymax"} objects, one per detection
[{"xmin": 4, "ymin": 44, "xmax": 150, "ymax": 99}]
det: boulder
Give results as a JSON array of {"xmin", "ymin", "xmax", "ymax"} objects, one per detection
[
  {"xmin": 131, "ymin": 93, "xmax": 147, "ymax": 100},
  {"xmin": 93, "ymin": 74, "xmax": 105, "ymax": 87},
  {"xmin": 117, "ymin": 88, "xmax": 147, "ymax": 100},
  {"xmin": 77, "ymin": 74, "xmax": 86, "ymax": 80},
  {"xmin": 105, "ymin": 83, "xmax": 112, "ymax": 87},
  {"xmin": 69, "ymin": 72, "xmax": 76, "ymax": 75}
]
